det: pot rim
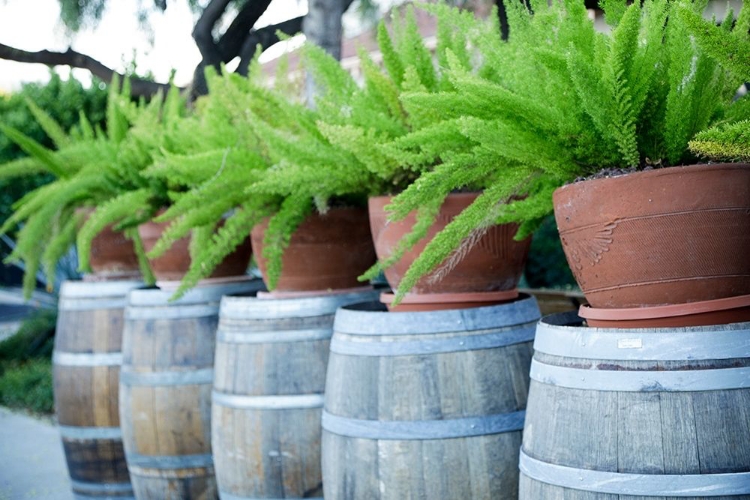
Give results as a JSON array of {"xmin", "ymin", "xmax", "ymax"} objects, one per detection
[{"xmin": 558, "ymin": 162, "xmax": 749, "ymax": 192}]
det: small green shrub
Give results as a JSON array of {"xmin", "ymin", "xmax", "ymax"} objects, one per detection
[
  {"xmin": 523, "ymin": 216, "xmax": 576, "ymax": 289},
  {"xmin": 0, "ymin": 309, "xmax": 56, "ymax": 362},
  {"xmin": 0, "ymin": 359, "xmax": 54, "ymax": 414}
]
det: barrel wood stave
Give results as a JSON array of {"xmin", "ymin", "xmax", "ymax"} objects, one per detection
[
  {"xmin": 322, "ymin": 296, "xmax": 541, "ymax": 500},
  {"xmin": 120, "ymin": 280, "xmax": 262, "ymax": 500},
  {"xmin": 212, "ymin": 290, "xmax": 378, "ymax": 499},
  {"xmin": 520, "ymin": 313, "xmax": 750, "ymax": 499},
  {"xmin": 54, "ymin": 280, "xmax": 142, "ymax": 499}
]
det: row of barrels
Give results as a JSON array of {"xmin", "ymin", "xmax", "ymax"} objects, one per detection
[{"xmin": 54, "ymin": 280, "xmax": 750, "ymax": 499}]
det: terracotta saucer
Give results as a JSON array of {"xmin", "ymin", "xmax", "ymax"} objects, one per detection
[
  {"xmin": 156, "ymin": 274, "xmax": 257, "ymax": 291},
  {"xmin": 579, "ymin": 294, "xmax": 750, "ymax": 328},
  {"xmin": 257, "ymin": 285, "xmax": 374, "ymax": 300},
  {"xmin": 380, "ymin": 289, "xmax": 519, "ymax": 313}
]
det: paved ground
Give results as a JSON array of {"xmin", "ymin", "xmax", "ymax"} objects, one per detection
[{"xmin": 0, "ymin": 407, "xmax": 73, "ymax": 500}]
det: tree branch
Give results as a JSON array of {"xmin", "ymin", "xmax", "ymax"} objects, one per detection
[
  {"xmin": 216, "ymin": 0, "xmax": 275, "ymax": 62},
  {"xmin": 0, "ymin": 42, "xmax": 172, "ymax": 98},
  {"xmin": 191, "ymin": 0, "xmax": 232, "ymax": 63},
  {"xmin": 236, "ymin": 15, "xmax": 305, "ymax": 76},
  {"xmin": 235, "ymin": 0, "xmax": 356, "ymax": 77}
]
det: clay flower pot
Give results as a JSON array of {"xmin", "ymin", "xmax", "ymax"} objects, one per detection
[
  {"xmin": 251, "ymin": 207, "xmax": 376, "ymax": 292},
  {"xmin": 369, "ymin": 193, "xmax": 532, "ymax": 311},
  {"xmin": 88, "ymin": 225, "xmax": 142, "ymax": 279},
  {"xmin": 76, "ymin": 207, "xmax": 141, "ymax": 280},
  {"xmin": 554, "ymin": 163, "xmax": 750, "ymax": 309},
  {"xmin": 139, "ymin": 216, "xmax": 252, "ymax": 282}
]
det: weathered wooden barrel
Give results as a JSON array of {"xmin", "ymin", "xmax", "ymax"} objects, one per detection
[
  {"xmin": 119, "ymin": 279, "xmax": 262, "ymax": 500},
  {"xmin": 520, "ymin": 312, "xmax": 750, "ymax": 498},
  {"xmin": 322, "ymin": 295, "xmax": 541, "ymax": 499},
  {"xmin": 212, "ymin": 288, "xmax": 380, "ymax": 499},
  {"xmin": 53, "ymin": 279, "xmax": 142, "ymax": 500}
]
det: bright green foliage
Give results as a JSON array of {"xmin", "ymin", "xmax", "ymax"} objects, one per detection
[
  {"xmin": 689, "ymin": 120, "xmax": 750, "ymax": 161},
  {"xmin": 247, "ymin": 5, "xmax": 489, "ymax": 288},
  {"xmin": 0, "ymin": 73, "xmax": 107, "ymax": 268},
  {"xmin": 143, "ymin": 65, "xmax": 290, "ymax": 297},
  {"xmin": 680, "ymin": 2, "xmax": 750, "ymax": 161},
  {"xmin": 0, "ymin": 76, "xmax": 184, "ymax": 297},
  {"xmin": 384, "ymin": 0, "xmax": 746, "ymax": 301}
]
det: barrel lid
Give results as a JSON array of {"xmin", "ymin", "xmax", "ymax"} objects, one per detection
[
  {"xmin": 534, "ymin": 311, "xmax": 750, "ymax": 361},
  {"xmin": 60, "ymin": 279, "xmax": 144, "ymax": 299},
  {"xmin": 220, "ymin": 288, "xmax": 382, "ymax": 319},
  {"xmin": 127, "ymin": 278, "xmax": 264, "ymax": 308},
  {"xmin": 334, "ymin": 294, "xmax": 541, "ymax": 335}
]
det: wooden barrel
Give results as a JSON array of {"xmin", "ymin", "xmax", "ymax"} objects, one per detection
[
  {"xmin": 520, "ymin": 312, "xmax": 750, "ymax": 498},
  {"xmin": 322, "ymin": 295, "xmax": 541, "ymax": 499},
  {"xmin": 53, "ymin": 279, "xmax": 143, "ymax": 499},
  {"xmin": 212, "ymin": 288, "xmax": 380, "ymax": 499},
  {"xmin": 119, "ymin": 279, "xmax": 263, "ymax": 500}
]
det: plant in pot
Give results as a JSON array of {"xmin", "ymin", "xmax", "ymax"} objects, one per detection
[
  {"xmin": 139, "ymin": 59, "xmax": 379, "ymax": 298},
  {"xmin": 246, "ymin": 6, "xmax": 533, "ymax": 310},
  {"xmin": 0, "ymin": 78, "xmax": 167, "ymax": 297},
  {"xmin": 90, "ymin": 70, "xmax": 259, "ymax": 296},
  {"xmin": 382, "ymin": 0, "xmax": 750, "ymax": 325}
]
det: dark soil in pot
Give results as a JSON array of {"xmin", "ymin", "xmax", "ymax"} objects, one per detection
[
  {"xmin": 251, "ymin": 207, "xmax": 376, "ymax": 292},
  {"xmin": 554, "ymin": 163, "xmax": 750, "ymax": 308},
  {"xmin": 369, "ymin": 192, "xmax": 532, "ymax": 296}
]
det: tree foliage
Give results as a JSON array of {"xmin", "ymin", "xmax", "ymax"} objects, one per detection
[{"xmin": 0, "ymin": 73, "xmax": 107, "ymax": 278}]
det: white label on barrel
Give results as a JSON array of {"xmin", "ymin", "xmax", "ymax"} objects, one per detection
[{"xmin": 617, "ymin": 338, "xmax": 643, "ymax": 349}]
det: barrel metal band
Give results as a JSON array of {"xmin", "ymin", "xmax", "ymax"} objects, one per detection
[
  {"xmin": 533, "ymin": 322, "xmax": 750, "ymax": 361},
  {"xmin": 519, "ymin": 450, "xmax": 750, "ymax": 496},
  {"xmin": 530, "ymin": 360, "xmax": 750, "ymax": 392},
  {"xmin": 70, "ymin": 480, "xmax": 133, "ymax": 494},
  {"xmin": 219, "ymin": 493, "xmax": 323, "ymax": 500},
  {"xmin": 73, "ymin": 494, "xmax": 135, "ymax": 500},
  {"xmin": 322, "ymin": 410, "xmax": 524, "ymax": 440},
  {"xmin": 212, "ymin": 390, "xmax": 324, "ymax": 410},
  {"xmin": 59, "ymin": 298, "xmax": 127, "ymax": 311},
  {"xmin": 59, "ymin": 425, "xmax": 122, "ymax": 440},
  {"xmin": 125, "ymin": 452, "xmax": 213, "ymax": 469},
  {"xmin": 220, "ymin": 290, "xmax": 378, "ymax": 320},
  {"xmin": 119, "ymin": 368, "xmax": 213, "ymax": 386},
  {"xmin": 330, "ymin": 323, "xmax": 535, "ymax": 357},
  {"xmin": 53, "ymin": 351, "xmax": 123, "ymax": 367},
  {"xmin": 217, "ymin": 328, "xmax": 332, "ymax": 345},
  {"xmin": 125, "ymin": 304, "xmax": 218, "ymax": 320}
]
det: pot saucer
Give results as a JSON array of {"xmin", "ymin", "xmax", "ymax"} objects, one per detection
[
  {"xmin": 380, "ymin": 289, "xmax": 519, "ymax": 312},
  {"xmin": 579, "ymin": 294, "xmax": 750, "ymax": 328}
]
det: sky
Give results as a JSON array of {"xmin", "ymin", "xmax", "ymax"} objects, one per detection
[{"xmin": 0, "ymin": 0, "xmax": 310, "ymax": 92}]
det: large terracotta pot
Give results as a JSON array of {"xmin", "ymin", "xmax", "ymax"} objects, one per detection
[
  {"xmin": 554, "ymin": 163, "xmax": 750, "ymax": 308},
  {"xmin": 88, "ymin": 225, "xmax": 142, "ymax": 277},
  {"xmin": 369, "ymin": 193, "xmax": 532, "ymax": 298},
  {"xmin": 138, "ymin": 216, "xmax": 252, "ymax": 282},
  {"xmin": 251, "ymin": 207, "xmax": 376, "ymax": 292}
]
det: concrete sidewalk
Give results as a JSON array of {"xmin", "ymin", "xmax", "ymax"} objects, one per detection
[{"xmin": 0, "ymin": 407, "xmax": 73, "ymax": 500}]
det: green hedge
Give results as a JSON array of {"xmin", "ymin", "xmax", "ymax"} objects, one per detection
[{"xmin": 0, "ymin": 309, "xmax": 57, "ymax": 415}]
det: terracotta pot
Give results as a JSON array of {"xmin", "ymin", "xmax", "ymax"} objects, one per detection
[
  {"xmin": 139, "ymin": 216, "xmax": 252, "ymax": 282},
  {"xmin": 251, "ymin": 207, "xmax": 376, "ymax": 292},
  {"xmin": 76, "ymin": 208, "xmax": 141, "ymax": 279},
  {"xmin": 369, "ymin": 193, "xmax": 532, "ymax": 295},
  {"xmin": 554, "ymin": 163, "xmax": 750, "ymax": 308},
  {"xmin": 579, "ymin": 293, "xmax": 750, "ymax": 328}
]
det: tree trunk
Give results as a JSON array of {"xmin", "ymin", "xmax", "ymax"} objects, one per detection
[{"xmin": 303, "ymin": 0, "xmax": 345, "ymax": 107}]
